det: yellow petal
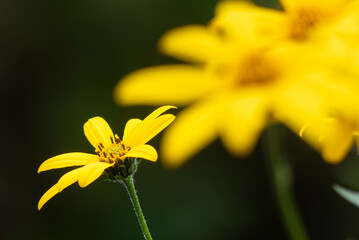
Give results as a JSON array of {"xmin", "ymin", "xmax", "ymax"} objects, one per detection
[
  {"xmin": 124, "ymin": 144, "xmax": 158, "ymax": 162},
  {"xmin": 38, "ymin": 153, "xmax": 99, "ymax": 173},
  {"xmin": 78, "ymin": 162, "xmax": 114, "ymax": 188},
  {"xmin": 114, "ymin": 65, "xmax": 214, "ymax": 106},
  {"xmin": 220, "ymin": 94, "xmax": 267, "ymax": 157},
  {"xmin": 122, "ymin": 118, "xmax": 142, "ymax": 143},
  {"xmin": 274, "ymin": 82, "xmax": 325, "ymax": 147},
  {"xmin": 38, "ymin": 168, "xmax": 84, "ymax": 210},
  {"xmin": 38, "ymin": 184, "xmax": 59, "ymax": 210},
  {"xmin": 133, "ymin": 114, "xmax": 176, "ymax": 146},
  {"xmin": 280, "ymin": 0, "xmax": 346, "ymax": 12},
  {"xmin": 159, "ymin": 25, "xmax": 222, "ymax": 62},
  {"xmin": 161, "ymin": 99, "xmax": 220, "ymax": 168},
  {"xmin": 57, "ymin": 168, "xmax": 83, "ymax": 192},
  {"xmin": 125, "ymin": 106, "xmax": 176, "ymax": 147},
  {"xmin": 84, "ymin": 117, "xmax": 114, "ymax": 149},
  {"xmin": 212, "ymin": 1, "xmax": 284, "ymax": 43},
  {"xmin": 321, "ymin": 119, "xmax": 354, "ymax": 164}
]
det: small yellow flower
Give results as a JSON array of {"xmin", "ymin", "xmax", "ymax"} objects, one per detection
[{"xmin": 37, "ymin": 106, "xmax": 176, "ymax": 210}]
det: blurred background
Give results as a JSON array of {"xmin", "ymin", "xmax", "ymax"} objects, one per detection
[{"xmin": 2, "ymin": 0, "xmax": 359, "ymax": 239}]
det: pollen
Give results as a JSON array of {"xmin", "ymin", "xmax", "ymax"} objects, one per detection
[{"xmin": 96, "ymin": 134, "xmax": 131, "ymax": 163}]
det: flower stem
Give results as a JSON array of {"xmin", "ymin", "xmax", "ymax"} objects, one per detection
[
  {"xmin": 264, "ymin": 125, "xmax": 310, "ymax": 240},
  {"xmin": 123, "ymin": 176, "xmax": 153, "ymax": 240}
]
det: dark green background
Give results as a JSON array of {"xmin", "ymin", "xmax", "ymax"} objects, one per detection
[{"xmin": 2, "ymin": 0, "xmax": 359, "ymax": 239}]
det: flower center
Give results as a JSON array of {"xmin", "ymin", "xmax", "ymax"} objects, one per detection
[
  {"xmin": 289, "ymin": 7, "xmax": 329, "ymax": 41},
  {"xmin": 235, "ymin": 54, "xmax": 279, "ymax": 87},
  {"xmin": 95, "ymin": 134, "xmax": 131, "ymax": 163}
]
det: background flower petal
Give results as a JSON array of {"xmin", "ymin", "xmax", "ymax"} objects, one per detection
[
  {"xmin": 159, "ymin": 25, "xmax": 222, "ymax": 62},
  {"xmin": 321, "ymin": 119, "xmax": 354, "ymax": 164},
  {"xmin": 38, "ymin": 153, "xmax": 99, "ymax": 173},
  {"xmin": 220, "ymin": 94, "xmax": 267, "ymax": 157},
  {"xmin": 161, "ymin": 99, "xmax": 220, "ymax": 168},
  {"xmin": 114, "ymin": 65, "xmax": 215, "ymax": 106},
  {"xmin": 212, "ymin": 1, "xmax": 284, "ymax": 42}
]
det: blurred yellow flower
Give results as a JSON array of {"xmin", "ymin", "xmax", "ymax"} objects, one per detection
[
  {"xmin": 37, "ymin": 106, "xmax": 175, "ymax": 210},
  {"xmin": 114, "ymin": 22, "xmax": 321, "ymax": 168},
  {"xmin": 114, "ymin": 1, "xmax": 359, "ymax": 167}
]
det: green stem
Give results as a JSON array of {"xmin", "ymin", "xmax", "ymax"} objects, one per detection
[
  {"xmin": 123, "ymin": 176, "xmax": 153, "ymax": 240},
  {"xmin": 264, "ymin": 125, "xmax": 310, "ymax": 240}
]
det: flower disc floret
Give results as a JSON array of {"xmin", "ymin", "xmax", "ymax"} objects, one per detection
[{"xmin": 96, "ymin": 134, "xmax": 131, "ymax": 163}]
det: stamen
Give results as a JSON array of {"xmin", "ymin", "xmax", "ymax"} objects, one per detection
[
  {"xmin": 115, "ymin": 134, "xmax": 121, "ymax": 143},
  {"xmin": 110, "ymin": 136, "xmax": 114, "ymax": 144},
  {"xmin": 95, "ymin": 150, "xmax": 101, "ymax": 157}
]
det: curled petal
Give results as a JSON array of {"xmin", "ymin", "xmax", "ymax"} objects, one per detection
[
  {"xmin": 38, "ymin": 153, "xmax": 99, "ymax": 173},
  {"xmin": 84, "ymin": 117, "xmax": 114, "ymax": 149},
  {"xmin": 124, "ymin": 144, "xmax": 158, "ymax": 162},
  {"xmin": 124, "ymin": 106, "xmax": 176, "ymax": 147},
  {"xmin": 133, "ymin": 114, "xmax": 176, "ymax": 146}
]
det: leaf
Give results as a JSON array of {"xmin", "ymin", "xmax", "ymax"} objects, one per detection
[{"xmin": 333, "ymin": 184, "xmax": 359, "ymax": 208}]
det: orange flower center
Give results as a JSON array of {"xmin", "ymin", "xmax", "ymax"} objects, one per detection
[
  {"xmin": 289, "ymin": 7, "xmax": 330, "ymax": 41},
  {"xmin": 235, "ymin": 54, "xmax": 279, "ymax": 87},
  {"xmin": 95, "ymin": 135, "xmax": 131, "ymax": 163}
]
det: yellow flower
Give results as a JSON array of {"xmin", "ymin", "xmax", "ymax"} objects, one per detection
[
  {"xmin": 114, "ymin": 1, "xmax": 359, "ymax": 167},
  {"xmin": 114, "ymin": 20, "xmax": 321, "ymax": 168},
  {"xmin": 37, "ymin": 106, "xmax": 176, "ymax": 210}
]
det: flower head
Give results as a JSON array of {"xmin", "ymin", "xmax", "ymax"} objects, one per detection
[
  {"xmin": 114, "ymin": 1, "xmax": 359, "ymax": 167},
  {"xmin": 114, "ymin": 18, "xmax": 318, "ymax": 168},
  {"xmin": 37, "ymin": 106, "xmax": 176, "ymax": 210}
]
